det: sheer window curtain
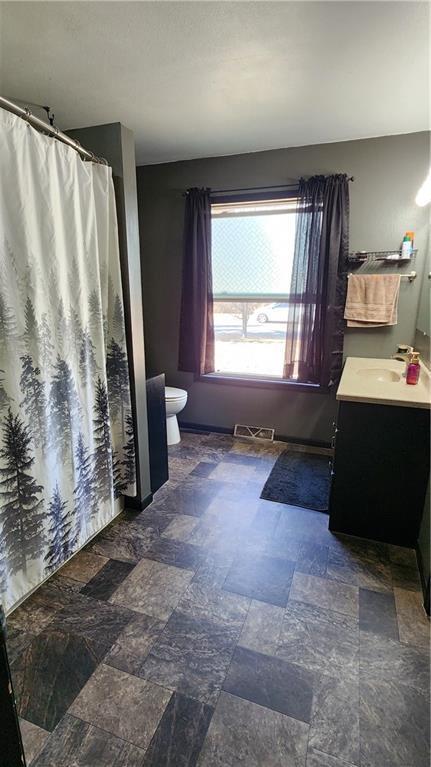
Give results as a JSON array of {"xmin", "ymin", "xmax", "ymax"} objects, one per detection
[
  {"xmin": 283, "ymin": 175, "xmax": 349, "ymax": 387},
  {"xmin": 178, "ymin": 188, "xmax": 215, "ymax": 377}
]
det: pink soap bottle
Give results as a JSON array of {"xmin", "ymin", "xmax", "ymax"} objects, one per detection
[{"xmin": 406, "ymin": 351, "xmax": 421, "ymax": 385}]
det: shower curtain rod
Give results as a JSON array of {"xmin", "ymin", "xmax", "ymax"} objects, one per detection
[{"xmin": 0, "ymin": 95, "xmax": 106, "ymax": 164}]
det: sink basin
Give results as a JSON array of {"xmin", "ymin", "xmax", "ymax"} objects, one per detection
[
  {"xmin": 337, "ymin": 357, "xmax": 430, "ymax": 409},
  {"xmin": 356, "ymin": 368, "xmax": 401, "ymax": 383}
]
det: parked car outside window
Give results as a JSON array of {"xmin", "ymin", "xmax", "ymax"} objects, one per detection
[{"xmin": 249, "ymin": 303, "xmax": 290, "ymax": 324}]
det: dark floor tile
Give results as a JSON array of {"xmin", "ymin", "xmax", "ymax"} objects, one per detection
[
  {"xmin": 157, "ymin": 479, "xmax": 223, "ymax": 517},
  {"xmin": 360, "ymin": 631, "xmax": 429, "ymax": 693},
  {"xmin": 198, "ymin": 690, "xmax": 309, "ymax": 767},
  {"xmin": 19, "ymin": 718, "xmax": 49, "ymax": 765},
  {"xmin": 221, "ymin": 452, "xmax": 263, "ymax": 468},
  {"xmin": 308, "ymin": 672, "xmax": 360, "ymax": 765},
  {"xmin": 49, "ymin": 593, "xmax": 133, "ymax": 654},
  {"xmin": 105, "ymin": 613, "xmax": 166, "ymax": 676},
  {"xmin": 177, "ymin": 579, "xmax": 249, "ymax": 629},
  {"xmin": 327, "ymin": 536, "xmax": 392, "ymax": 592},
  {"xmin": 238, "ymin": 600, "xmax": 284, "ymax": 656},
  {"xmin": 189, "ymin": 462, "xmax": 217, "ymax": 478},
  {"xmin": 223, "ymin": 552, "xmax": 295, "ymax": 607},
  {"xmin": 390, "ymin": 562, "xmax": 422, "ymax": 592},
  {"xmin": 290, "ymin": 573, "xmax": 358, "ymax": 618},
  {"xmin": 296, "ymin": 542, "xmax": 329, "ymax": 577},
  {"xmin": 110, "ymin": 558, "xmax": 194, "ymax": 621},
  {"xmin": 45, "ymin": 573, "xmax": 84, "ymax": 594},
  {"xmin": 264, "ymin": 528, "xmax": 306, "ymax": 561},
  {"xmin": 7, "ymin": 583, "xmax": 76, "ymax": 635},
  {"xmin": 306, "ymin": 747, "xmax": 359, "ymax": 766},
  {"xmin": 360, "ymin": 676, "xmax": 430, "ymax": 767},
  {"xmin": 191, "ymin": 551, "xmax": 234, "ymax": 590},
  {"xmin": 87, "ymin": 517, "xmax": 157, "ymax": 563},
  {"xmin": 188, "ymin": 508, "xmax": 249, "ymax": 555},
  {"xmin": 209, "ymin": 460, "xmax": 260, "ymax": 484},
  {"xmin": 169, "ymin": 456, "xmax": 201, "ymax": 481},
  {"xmin": 142, "ymin": 610, "xmax": 241, "ymax": 706},
  {"xmin": 59, "ymin": 551, "xmax": 109, "ymax": 582},
  {"xmin": 388, "ymin": 544, "xmax": 418, "ymax": 568},
  {"xmin": 125, "ymin": 507, "xmax": 177, "ymax": 535},
  {"xmin": 69, "ymin": 663, "xmax": 171, "ymax": 752},
  {"xmin": 359, "ymin": 588, "xmax": 399, "ymax": 640},
  {"xmin": 245, "ymin": 503, "xmax": 283, "ymax": 553},
  {"xmin": 191, "ymin": 445, "xmax": 228, "ymax": 465},
  {"xmin": 203, "ymin": 494, "xmax": 258, "ymax": 528},
  {"xmin": 329, "ymin": 534, "xmax": 389, "ymax": 564},
  {"xmin": 32, "ymin": 714, "xmax": 146, "ymax": 767},
  {"xmin": 81, "ymin": 560, "xmax": 136, "ymax": 601},
  {"xmin": 327, "ymin": 549, "xmax": 392, "ymax": 592},
  {"xmin": 143, "ymin": 538, "xmax": 203, "ymax": 571},
  {"xmin": 6, "ymin": 626, "xmax": 36, "ymax": 664},
  {"xmin": 277, "ymin": 600, "xmax": 359, "ymax": 677},
  {"xmin": 223, "ymin": 645, "xmax": 314, "ymax": 724},
  {"xmin": 201, "ymin": 433, "xmax": 235, "ymax": 450},
  {"xmin": 214, "ymin": 480, "xmax": 267, "ymax": 504},
  {"xmin": 143, "ymin": 692, "xmax": 213, "ymax": 767},
  {"xmin": 11, "ymin": 628, "xmax": 105, "ymax": 731},
  {"xmin": 394, "ymin": 587, "xmax": 430, "ymax": 647},
  {"xmin": 251, "ymin": 502, "xmax": 283, "ymax": 532},
  {"xmin": 273, "ymin": 505, "xmax": 334, "ymax": 546},
  {"xmin": 162, "ymin": 514, "xmax": 200, "ymax": 543}
]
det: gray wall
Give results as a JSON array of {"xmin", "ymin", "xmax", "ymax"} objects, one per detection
[{"xmin": 137, "ymin": 132, "xmax": 429, "ymax": 443}]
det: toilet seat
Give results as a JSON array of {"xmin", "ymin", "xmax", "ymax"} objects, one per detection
[{"xmin": 165, "ymin": 386, "xmax": 187, "ymax": 401}]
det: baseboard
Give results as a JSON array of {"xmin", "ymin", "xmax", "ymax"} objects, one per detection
[
  {"xmin": 124, "ymin": 492, "xmax": 153, "ymax": 513},
  {"xmin": 416, "ymin": 542, "xmax": 431, "ymax": 616},
  {"xmin": 178, "ymin": 421, "xmax": 331, "ymax": 449},
  {"xmin": 179, "ymin": 421, "xmax": 230, "ymax": 436}
]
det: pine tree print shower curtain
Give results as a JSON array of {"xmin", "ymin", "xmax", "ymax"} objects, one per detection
[{"xmin": 0, "ymin": 108, "xmax": 136, "ymax": 612}]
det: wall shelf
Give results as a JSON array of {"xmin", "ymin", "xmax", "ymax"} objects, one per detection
[{"xmin": 347, "ymin": 249, "xmax": 417, "ymax": 265}]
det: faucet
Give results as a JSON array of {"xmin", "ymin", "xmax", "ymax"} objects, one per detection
[{"xmin": 392, "ymin": 344, "xmax": 414, "ymax": 362}]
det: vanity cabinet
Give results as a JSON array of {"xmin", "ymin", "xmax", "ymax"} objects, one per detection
[{"xmin": 329, "ymin": 400, "xmax": 430, "ymax": 546}]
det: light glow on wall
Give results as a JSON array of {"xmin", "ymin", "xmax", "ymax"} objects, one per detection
[{"xmin": 415, "ymin": 168, "xmax": 431, "ymax": 207}]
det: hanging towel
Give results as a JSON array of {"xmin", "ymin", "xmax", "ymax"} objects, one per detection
[{"xmin": 344, "ymin": 274, "xmax": 401, "ymax": 327}]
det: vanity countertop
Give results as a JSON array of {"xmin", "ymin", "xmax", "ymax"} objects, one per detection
[{"xmin": 337, "ymin": 357, "xmax": 431, "ymax": 409}]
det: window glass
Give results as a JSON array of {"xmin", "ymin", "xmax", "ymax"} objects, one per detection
[{"xmin": 210, "ymin": 198, "xmax": 298, "ymax": 379}]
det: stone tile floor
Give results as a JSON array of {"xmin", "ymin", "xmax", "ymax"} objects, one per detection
[{"xmin": 7, "ymin": 431, "xmax": 430, "ymax": 766}]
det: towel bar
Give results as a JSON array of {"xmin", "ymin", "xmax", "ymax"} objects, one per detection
[{"xmin": 347, "ymin": 271, "xmax": 416, "ymax": 282}]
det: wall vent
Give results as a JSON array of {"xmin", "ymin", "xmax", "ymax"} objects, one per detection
[{"xmin": 233, "ymin": 424, "xmax": 275, "ymax": 442}]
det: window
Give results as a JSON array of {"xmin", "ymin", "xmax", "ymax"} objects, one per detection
[{"xmin": 210, "ymin": 195, "xmax": 299, "ymax": 380}]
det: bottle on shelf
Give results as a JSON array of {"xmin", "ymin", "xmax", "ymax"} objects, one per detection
[
  {"xmin": 401, "ymin": 237, "xmax": 412, "ymax": 259},
  {"xmin": 401, "ymin": 231, "xmax": 414, "ymax": 259}
]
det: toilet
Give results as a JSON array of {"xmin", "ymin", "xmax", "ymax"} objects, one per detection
[{"xmin": 165, "ymin": 386, "xmax": 188, "ymax": 445}]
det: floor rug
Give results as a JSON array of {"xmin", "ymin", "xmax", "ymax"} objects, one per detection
[{"xmin": 261, "ymin": 450, "xmax": 330, "ymax": 512}]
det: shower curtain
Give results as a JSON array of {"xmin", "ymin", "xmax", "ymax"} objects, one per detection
[{"xmin": 0, "ymin": 108, "xmax": 136, "ymax": 612}]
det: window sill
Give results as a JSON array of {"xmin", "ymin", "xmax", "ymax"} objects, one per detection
[{"xmin": 199, "ymin": 373, "xmax": 329, "ymax": 393}]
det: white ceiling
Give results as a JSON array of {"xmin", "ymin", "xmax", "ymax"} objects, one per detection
[{"xmin": 0, "ymin": 1, "xmax": 429, "ymax": 165}]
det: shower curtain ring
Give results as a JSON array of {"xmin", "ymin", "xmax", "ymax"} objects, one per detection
[{"xmin": 22, "ymin": 107, "xmax": 32, "ymax": 124}]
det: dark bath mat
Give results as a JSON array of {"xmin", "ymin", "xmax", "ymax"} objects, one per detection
[{"xmin": 261, "ymin": 450, "xmax": 330, "ymax": 512}]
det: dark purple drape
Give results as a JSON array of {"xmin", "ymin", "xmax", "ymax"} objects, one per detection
[
  {"xmin": 283, "ymin": 174, "xmax": 349, "ymax": 387},
  {"xmin": 178, "ymin": 188, "xmax": 215, "ymax": 376}
]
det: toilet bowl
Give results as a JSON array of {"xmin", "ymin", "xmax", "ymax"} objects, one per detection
[{"xmin": 165, "ymin": 386, "xmax": 188, "ymax": 445}]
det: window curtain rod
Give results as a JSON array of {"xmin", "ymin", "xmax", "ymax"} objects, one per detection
[
  {"xmin": 185, "ymin": 177, "xmax": 354, "ymax": 198},
  {"xmin": 0, "ymin": 95, "xmax": 107, "ymax": 165}
]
